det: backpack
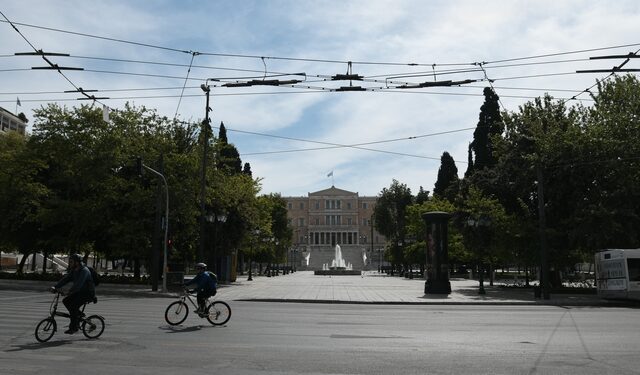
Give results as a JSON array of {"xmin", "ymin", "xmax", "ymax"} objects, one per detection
[
  {"xmin": 88, "ymin": 266, "xmax": 100, "ymax": 286},
  {"xmin": 206, "ymin": 271, "xmax": 217, "ymax": 294}
]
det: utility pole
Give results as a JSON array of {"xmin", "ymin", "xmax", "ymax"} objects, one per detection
[{"xmin": 198, "ymin": 84, "xmax": 211, "ymax": 262}]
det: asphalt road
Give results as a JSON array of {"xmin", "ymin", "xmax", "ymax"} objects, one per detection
[{"xmin": 0, "ymin": 290, "xmax": 638, "ymax": 375}]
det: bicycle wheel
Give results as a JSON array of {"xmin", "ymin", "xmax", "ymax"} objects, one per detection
[
  {"xmin": 35, "ymin": 317, "xmax": 56, "ymax": 343},
  {"xmin": 165, "ymin": 301, "xmax": 189, "ymax": 325},
  {"xmin": 206, "ymin": 301, "xmax": 231, "ymax": 326},
  {"xmin": 82, "ymin": 315, "xmax": 105, "ymax": 339}
]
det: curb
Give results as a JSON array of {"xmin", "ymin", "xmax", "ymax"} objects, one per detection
[{"xmin": 236, "ymin": 298, "xmax": 626, "ymax": 307}]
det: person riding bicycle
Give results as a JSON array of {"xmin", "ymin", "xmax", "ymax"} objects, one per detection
[
  {"xmin": 50, "ymin": 253, "xmax": 96, "ymax": 334},
  {"xmin": 184, "ymin": 262, "xmax": 217, "ymax": 314}
]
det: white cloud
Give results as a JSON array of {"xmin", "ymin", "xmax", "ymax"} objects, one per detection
[{"xmin": 2, "ymin": 0, "xmax": 639, "ymax": 197}]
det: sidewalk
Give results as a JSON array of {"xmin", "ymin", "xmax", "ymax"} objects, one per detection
[{"xmin": 2, "ymin": 271, "xmax": 633, "ymax": 306}]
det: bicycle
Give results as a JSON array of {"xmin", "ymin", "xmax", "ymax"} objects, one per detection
[
  {"xmin": 164, "ymin": 287, "xmax": 231, "ymax": 326},
  {"xmin": 35, "ymin": 290, "xmax": 105, "ymax": 343}
]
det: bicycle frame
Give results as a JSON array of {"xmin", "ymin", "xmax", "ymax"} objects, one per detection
[
  {"xmin": 178, "ymin": 288, "xmax": 210, "ymax": 308},
  {"xmin": 48, "ymin": 291, "xmax": 90, "ymax": 319}
]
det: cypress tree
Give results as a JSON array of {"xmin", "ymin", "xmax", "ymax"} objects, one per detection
[
  {"xmin": 433, "ymin": 151, "xmax": 459, "ymax": 201},
  {"xmin": 470, "ymin": 87, "xmax": 502, "ymax": 170}
]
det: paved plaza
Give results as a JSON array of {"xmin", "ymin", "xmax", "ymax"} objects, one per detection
[{"xmin": 0, "ymin": 270, "xmax": 621, "ymax": 306}]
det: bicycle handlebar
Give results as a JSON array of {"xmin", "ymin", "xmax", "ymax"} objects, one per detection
[{"xmin": 49, "ymin": 287, "xmax": 65, "ymax": 296}]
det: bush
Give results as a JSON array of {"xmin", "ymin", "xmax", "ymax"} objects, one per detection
[{"xmin": 0, "ymin": 271, "xmax": 150, "ymax": 285}]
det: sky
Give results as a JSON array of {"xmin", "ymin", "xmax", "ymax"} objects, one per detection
[{"xmin": 1, "ymin": 0, "xmax": 639, "ymax": 197}]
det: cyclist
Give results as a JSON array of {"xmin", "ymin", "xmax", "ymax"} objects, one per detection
[
  {"xmin": 184, "ymin": 262, "xmax": 217, "ymax": 314},
  {"xmin": 50, "ymin": 253, "xmax": 96, "ymax": 334}
]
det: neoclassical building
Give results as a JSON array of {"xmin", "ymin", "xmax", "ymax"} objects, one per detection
[
  {"xmin": 284, "ymin": 186, "xmax": 386, "ymax": 270},
  {"xmin": 0, "ymin": 107, "xmax": 27, "ymax": 136}
]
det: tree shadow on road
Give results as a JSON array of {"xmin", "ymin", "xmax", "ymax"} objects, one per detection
[{"xmin": 4, "ymin": 340, "xmax": 72, "ymax": 352}]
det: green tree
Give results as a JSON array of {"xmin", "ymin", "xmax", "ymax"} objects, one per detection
[
  {"xmin": 405, "ymin": 197, "xmax": 468, "ymax": 274},
  {"xmin": 470, "ymin": 87, "xmax": 503, "ymax": 171},
  {"xmin": 433, "ymin": 151, "xmax": 459, "ymax": 202},
  {"xmin": 455, "ymin": 187, "xmax": 510, "ymax": 291},
  {"xmin": 374, "ymin": 180, "xmax": 413, "ymax": 271},
  {"xmin": 215, "ymin": 122, "xmax": 242, "ymax": 174},
  {"xmin": 0, "ymin": 132, "xmax": 48, "ymax": 272},
  {"xmin": 415, "ymin": 186, "xmax": 429, "ymax": 205}
]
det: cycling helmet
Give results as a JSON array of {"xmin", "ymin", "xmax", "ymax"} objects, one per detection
[
  {"xmin": 195, "ymin": 262, "xmax": 207, "ymax": 269},
  {"xmin": 69, "ymin": 254, "xmax": 83, "ymax": 263}
]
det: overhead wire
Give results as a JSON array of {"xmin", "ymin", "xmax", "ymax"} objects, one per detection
[
  {"xmin": 225, "ymin": 125, "xmax": 474, "ymax": 163},
  {"xmin": 3, "ymin": 16, "xmax": 637, "ymax": 170},
  {"xmin": 173, "ymin": 51, "xmax": 198, "ymax": 121},
  {"xmin": 0, "ymin": 11, "xmax": 109, "ymax": 108}
]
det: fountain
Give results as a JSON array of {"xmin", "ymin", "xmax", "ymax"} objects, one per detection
[{"xmin": 314, "ymin": 244, "xmax": 361, "ymax": 275}]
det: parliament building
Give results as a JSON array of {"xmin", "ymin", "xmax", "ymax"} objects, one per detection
[{"xmin": 283, "ymin": 186, "xmax": 387, "ymax": 271}]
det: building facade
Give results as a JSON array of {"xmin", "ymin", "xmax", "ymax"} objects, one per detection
[
  {"xmin": 284, "ymin": 186, "xmax": 386, "ymax": 270},
  {"xmin": 0, "ymin": 107, "xmax": 27, "ymax": 136}
]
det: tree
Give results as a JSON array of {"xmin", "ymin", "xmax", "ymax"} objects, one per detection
[
  {"xmin": 454, "ymin": 187, "xmax": 510, "ymax": 291},
  {"xmin": 433, "ymin": 151, "xmax": 459, "ymax": 202},
  {"xmin": 415, "ymin": 186, "xmax": 429, "ymax": 205},
  {"xmin": 470, "ymin": 87, "xmax": 503, "ymax": 171},
  {"xmin": 405, "ymin": 197, "xmax": 467, "ymax": 274},
  {"xmin": 374, "ymin": 180, "xmax": 413, "ymax": 271},
  {"xmin": 242, "ymin": 162, "xmax": 252, "ymax": 177},
  {"xmin": 215, "ymin": 122, "xmax": 242, "ymax": 174},
  {"xmin": 0, "ymin": 132, "xmax": 48, "ymax": 272}
]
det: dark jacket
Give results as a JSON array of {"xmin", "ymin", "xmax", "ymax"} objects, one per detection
[
  {"xmin": 55, "ymin": 264, "xmax": 95, "ymax": 296},
  {"xmin": 185, "ymin": 271, "xmax": 217, "ymax": 292}
]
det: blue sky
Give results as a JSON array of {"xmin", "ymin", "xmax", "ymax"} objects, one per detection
[{"xmin": 2, "ymin": 0, "xmax": 639, "ymax": 197}]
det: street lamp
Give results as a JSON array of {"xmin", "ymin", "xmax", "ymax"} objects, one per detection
[
  {"xmin": 466, "ymin": 215, "xmax": 491, "ymax": 295},
  {"xmin": 206, "ymin": 212, "xmax": 227, "ymax": 277},
  {"xmin": 137, "ymin": 157, "xmax": 169, "ymax": 293},
  {"xmin": 198, "ymin": 82, "xmax": 212, "ymax": 262},
  {"xmin": 248, "ymin": 229, "xmax": 260, "ymax": 281}
]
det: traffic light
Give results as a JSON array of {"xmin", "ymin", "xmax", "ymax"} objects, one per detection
[{"xmin": 136, "ymin": 156, "xmax": 144, "ymax": 177}]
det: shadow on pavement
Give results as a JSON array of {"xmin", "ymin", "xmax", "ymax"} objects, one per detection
[
  {"xmin": 4, "ymin": 340, "xmax": 72, "ymax": 352},
  {"xmin": 159, "ymin": 324, "xmax": 213, "ymax": 333}
]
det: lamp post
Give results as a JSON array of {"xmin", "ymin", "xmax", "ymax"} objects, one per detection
[
  {"xmin": 198, "ymin": 83, "xmax": 212, "ymax": 262},
  {"xmin": 206, "ymin": 212, "xmax": 226, "ymax": 278},
  {"xmin": 248, "ymin": 229, "xmax": 260, "ymax": 281},
  {"xmin": 138, "ymin": 158, "xmax": 169, "ymax": 293},
  {"xmin": 466, "ymin": 215, "xmax": 491, "ymax": 295}
]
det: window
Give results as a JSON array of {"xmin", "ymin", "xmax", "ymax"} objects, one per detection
[
  {"xmin": 362, "ymin": 202, "xmax": 368, "ymax": 209},
  {"xmin": 287, "ymin": 218, "xmax": 292, "ymax": 225},
  {"xmin": 331, "ymin": 200, "xmax": 336, "ymax": 209},
  {"xmin": 628, "ymin": 259, "xmax": 640, "ymax": 282},
  {"xmin": 325, "ymin": 200, "xmax": 330, "ymax": 209},
  {"xmin": 336, "ymin": 215, "xmax": 341, "ymax": 225},
  {"xmin": 299, "ymin": 202, "xmax": 304, "ymax": 210},
  {"xmin": 288, "ymin": 202, "xmax": 292, "ymax": 209},
  {"xmin": 315, "ymin": 201, "xmax": 320, "ymax": 209},
  {"xmin": 325, "ymin": 215, "xmax": 330, "ymax": 225},
  {"xmin": 315, "ymin": 218, "xmax": 319, "ymax": 225},
  {"xmin": 347, "ymin": 202, "xmax": 352, "ymax": 209},
  {"xmin": 298, "ymin": 218, "xmax": 305, "ymax": 227},
  {"xmin": 363, "ymin": 218, "xmax": 368, "ymax": 226},
  {"xmin": 336, "ymin": 200, "xmax": 341, "ymax": 209},
  {"xmin": 347, "ymin": 218, "xmax": 352, "ymax": 225}
]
